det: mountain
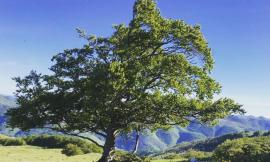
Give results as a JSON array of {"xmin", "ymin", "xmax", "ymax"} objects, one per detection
[
  {"xmin": 115, "ymin": 115, "xmax": 270, "ymax": 155},
  {"xmin": 0, "ymin": 94, "xmax": 18, "ymax": 135},
  {"xmin": 160, "ymin": 130, "xmax": 270, "ymax": 155},
  {"xmin": 0, "ymin": 95, "xmax": 16, "ymax": 115},
  {"xmin": 1, "ymin": 94, "xmax": 270, "ymax": 155}
]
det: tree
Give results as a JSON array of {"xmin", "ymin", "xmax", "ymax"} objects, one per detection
[{"xmin": 6, "ymin": 0, "xmax": 244, "ymax": 161}]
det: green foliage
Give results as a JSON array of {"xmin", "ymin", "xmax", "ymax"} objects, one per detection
[
  {"xmin": 214, "ymin": 136, "xmax": 270, "ymax": 162},
  {"xmin": 262, "ymin": 131, "xmax": 270, "ymax": 136},
  {"xmin": 162, "ymin": 130, "xmax": 263, "ymax": 155},
  {"xmin": 5, "ymin": 0, "xmax": 244, "ymax": 161},
  {"xmin": 24, "ymin": 135, "xmax": 102, "ymax": 154},
  {"xmin": 189, "ymin": 131, "xmax": 252, "ymax": 152},
  {"xmin": 163, "ymin": 153, "xmax": 183, "ymax": 160},
  {"xmin": 0, "ymin": 137, "xmax": 26, "ymax": 146},
  {"xmin": 183, "ymin": 149, "xmax": 212, "ymax": 161},
  {"xmin": 160, "ymin": 149, "xmax": 212, "ymax": 161},
  {"xmin": 0, "ymin": 134, "xmax": 10, "ymax": 139},
  {"xmin": 251, "ymin": 130, "xmax": 265, "ymax": 137},
  {"xmin": 24, "ymin": 135, "xmax": 65, "ymax": 148},
  {"xmin": 111, "ymin": 150, "xmax": 146, "ymax": 162},
  {"xmin": 6, "ymin": 0, "xmax": 243, "ymax": 133},
  {"xmin": 61, "ymin": 144, "xmax": 84, "ymax": 156}
]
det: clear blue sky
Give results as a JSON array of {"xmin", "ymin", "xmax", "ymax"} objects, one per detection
[{"xmin": 0, "ymin": 0, "xmax": 269, "ymax": 117}]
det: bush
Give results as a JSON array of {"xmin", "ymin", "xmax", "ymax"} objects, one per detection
[
  {"xmin": 111, "ymin": 150, "xmax": 144, "ymax": 162},
  {"xmin": 214, "ymin": 136, "xmax": 270, "ymax": 162},
  {"xmin": 0, "ymin": 138, "xmax": 26, "ymax": 146},
  {"xmin": 163, "ymin": 153, "xmax": 184, "ymax": 159},
  {"xmin": 0, "ymin": 134, "xmax": 10, "ymax": 139},
  {"xmin": 62, "ymin": 144, "xmax": 84, "ymax": 156},
  {"xmin": 24, "ymin": 135, "xmax": 64, "ymax": 148},
  {"xmin": 161, "ymin": 150, "xmax": 212, "ymax": 161},
  {"xmin": 183, "ymin": 150, "xmax": 212, "ymax": 161},
  {"xmin": 24, "ymin": 135, "xmax": 102, "ymax": 154}
]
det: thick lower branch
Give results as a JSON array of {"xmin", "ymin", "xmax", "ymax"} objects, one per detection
[{"xmin": 63, "ymin": 132, "xmax": 104, "ymax": 148}]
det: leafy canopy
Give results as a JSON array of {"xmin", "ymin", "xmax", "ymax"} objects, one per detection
[{"xmin": 7, "ymin": 0, "xmax": 243, "ymax": 143}]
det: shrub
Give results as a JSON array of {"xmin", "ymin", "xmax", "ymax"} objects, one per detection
[
  {"xmin": 214, "ymin": 136, "xmax": 270, "ymax": 162},
  {"xmin": 183, "ymin": 149, "xmax": 212, "ymax": 161},
  {"xmin": 163, "ymin": 153, "xmax": 184, "ymax": 159},
  {"xmin": 62, "ymin": 144, "xmax": 84, "ymax": 156},
  {"xmin": 111, "ymin": 150, "xmax": 144, "ymax": 162},
  {"xmin": 0, "ymin": 138, "xmax": 26, "ymax": 146},
  {"xmin": 162, "ymin": 150, "xmax": 212, "ymax": 161},
  {"xmin": 141, "ymin": 157, "xmax": 152, "ymax": 162},
  {"xmin": 24, "ymin": 135, "xmax": 102, "ymax": 154},
  {"xmin": 0, "ymin": 134, "xmax": 10, "ymax": 139},
  {"xmin": 24, "ymin": 135, "xmax": 65, "ymax": 148}
]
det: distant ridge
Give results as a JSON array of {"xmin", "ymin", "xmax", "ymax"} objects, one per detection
[
  {"xmin": 0, "ymin": 94, "xmax": 16, "ymax": 106},
  {"xmin": 115, "ymin": 115, "xmax": 270, "ymax": 155},
  {"xmin": 0, "ymin": 94, "xmax": 17, "ymax": 115}
]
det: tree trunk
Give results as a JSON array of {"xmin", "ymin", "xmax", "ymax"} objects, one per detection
[
  {"xmin": 98, "ymin": 128, "xmax": 116, "ymax": 162},
  {"xmin": 132, "ymin": 131, "xmax": 140, "ymax": 154}
]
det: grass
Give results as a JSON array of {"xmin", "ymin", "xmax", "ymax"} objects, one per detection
[
  {"xmin": 151, "ymin": 160, "xmax": 186, "ymax": 162},
  {"xmin": 0, "ymin": 145, "xmax": 187, "ymax": 162},
  {"xmin": 0, "ymin": 134, "xmax": 10, "ymax": 139},
  {"xmin": 0, "ymin": 146, "xmax": 101, "ymax": 162}
]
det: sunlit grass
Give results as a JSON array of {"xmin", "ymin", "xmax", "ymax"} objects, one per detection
[
  {"xmin": 0, "ymin": 145, "xmax": 187, "ymax": 162},
  {"xmin": 0, "ymin": 146, "xmax": 101, "ymax": 162}
]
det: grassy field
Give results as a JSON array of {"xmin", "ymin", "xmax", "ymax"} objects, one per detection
[
  {"xmin": 0, "ymin": 146, "xmax": 101, "ymax": 162},
  {"xmin": 0, "ymin": 146, "xmax": 186, "ymax": 162}
]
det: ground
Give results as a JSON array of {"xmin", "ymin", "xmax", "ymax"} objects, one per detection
[
  {"xmin": 0, "ymin": 146, "xmax": 185, "ymax": 162},
  {"xmin": 0, "ymin": 146, "xmax": 100, "ymax": 162}
]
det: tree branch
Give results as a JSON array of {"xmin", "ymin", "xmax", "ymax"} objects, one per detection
[
  {"xmin": 31, "ymin": 125, "xmax": 104, "ymax": 148},
  {"xmin": 62, "ymin": 131, "xmax": 104, "ymax": 148},
  {"xmin": 92, "ymin": 131, "xmax": 107, "ymax": 138},
  {"xmin": 54, "ymin": 124, "xmax": 105, "ymax": 147}
]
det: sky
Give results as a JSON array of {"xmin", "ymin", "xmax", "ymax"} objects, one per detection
[{"xmin": 0, "ymin": 0, "xmax": 269, "ymax": 117}]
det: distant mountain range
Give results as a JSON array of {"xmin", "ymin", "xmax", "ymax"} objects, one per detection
[
  {"xmin": 1, "ymin": 94, "xmax": 270, "ymax": 155},
  {"xmin": 116, "ymin": 115, "xmax": 270, "ymax": 155},
  {"xmin": 158, "ymin": 130, "xmax": 270, "ymax": 156}
]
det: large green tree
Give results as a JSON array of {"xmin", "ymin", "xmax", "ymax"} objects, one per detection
[{"xmin": 6, "ymin": 0, "xmax": 244, "ymax": 161}]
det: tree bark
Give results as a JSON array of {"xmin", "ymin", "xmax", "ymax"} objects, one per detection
[
  {"xmin": 97, "ymin": 128, "xmax": 116, "ymax": 162},
  {"xmin": 132, "ymin": 131, "xmax": 140, "ymax": 154}
]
